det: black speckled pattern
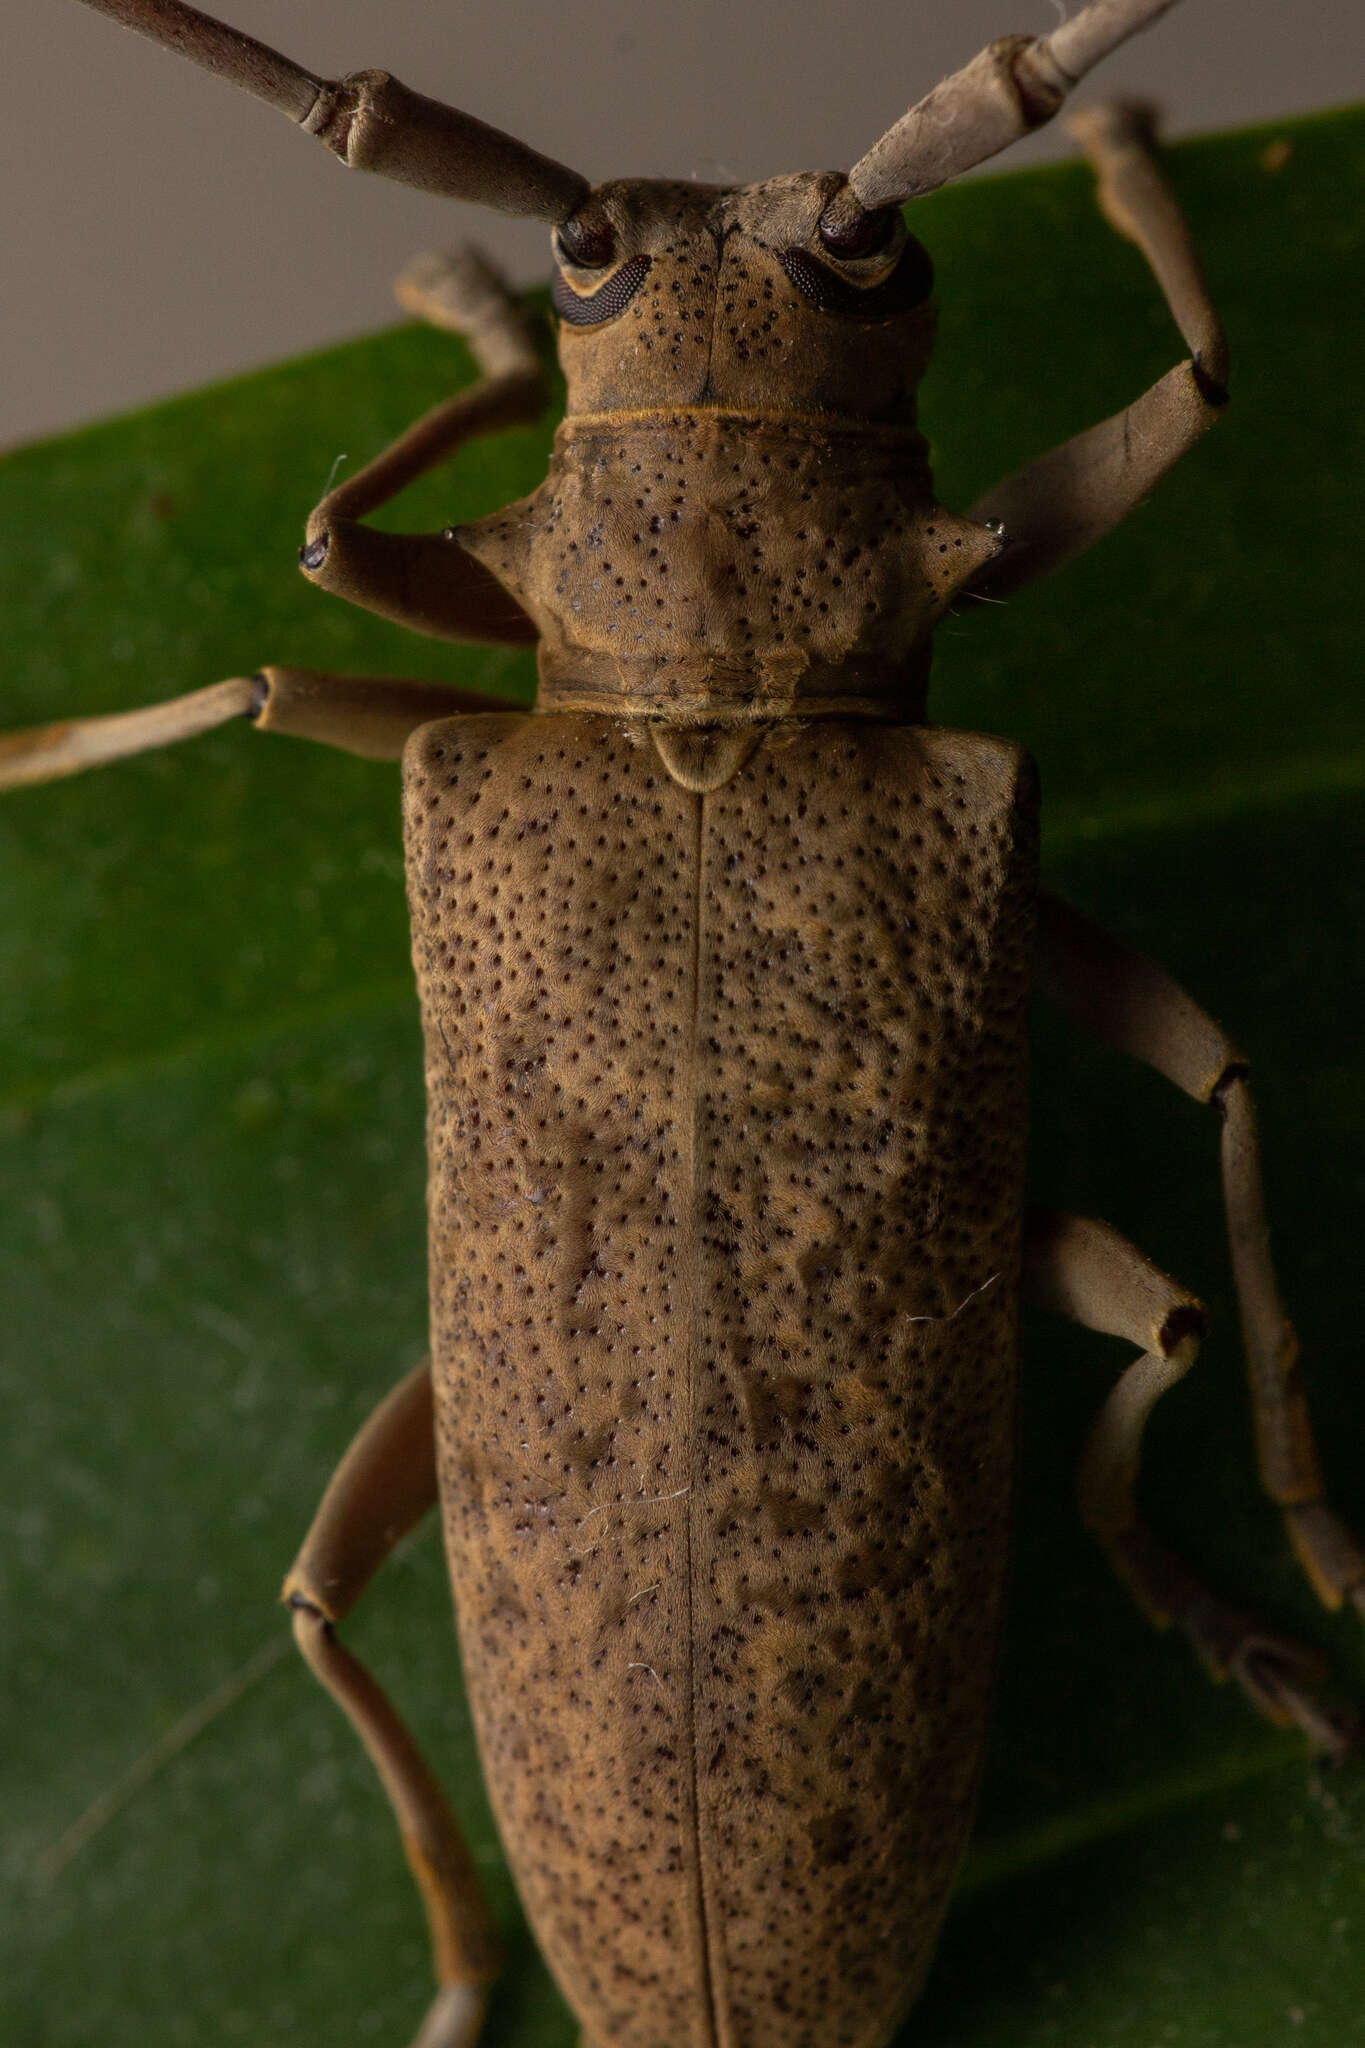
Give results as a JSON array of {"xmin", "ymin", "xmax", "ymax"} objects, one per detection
[{"xmin": 403, "ymin": 711, "xmax": 1038, "ymax": 2048}]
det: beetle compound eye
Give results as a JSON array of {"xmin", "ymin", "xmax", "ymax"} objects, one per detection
[
  {"xmin": 779, "ymin": 232, "xmax": 933, "ymax": 320},
  {"xmin": 553, "ymin": 209, "xmax": 651, "ymax": 327},
  {"xmin": 555, "ymin": 215, "xmax": 618, "ymax": 269},
  {"xmin": 817, "ymin": 201, "xmax": 900, "ymax": 259},
  {"xmin": 552, "ymin": 253, "xmax": 653, "ymax": 326}
]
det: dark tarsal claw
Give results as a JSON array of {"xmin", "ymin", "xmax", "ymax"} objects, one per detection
[{"xmin": 1233, "ymin": 1639, "xmax": 1359, "ymax": 1763}]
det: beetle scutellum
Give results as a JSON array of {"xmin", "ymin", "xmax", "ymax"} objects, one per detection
[{"xmin": 4, "ymin": 2, "xmax": 1361, "ymax": 2045}]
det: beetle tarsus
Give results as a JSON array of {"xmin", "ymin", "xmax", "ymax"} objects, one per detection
[{"xmin": 1234, "ymin": 1645, "xmax": 1360, "ymax": 1765}]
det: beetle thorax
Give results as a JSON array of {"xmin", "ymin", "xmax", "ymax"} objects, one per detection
[{"xmin": 457, "ymin": 174, "xmax": 1001, "ymax": 721}]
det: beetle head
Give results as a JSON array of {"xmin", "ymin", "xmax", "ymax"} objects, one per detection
[
  {"xmin": 548, "ymin": 174, "xmax": 935, "ymax": 423},
  {"xmin": 88, "ymin": 1, "xmax": 1172, "ymax": 425}
]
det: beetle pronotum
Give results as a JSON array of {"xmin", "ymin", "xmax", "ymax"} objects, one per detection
[{"xmin": 5, "ymin": 3, "xmax": 1362, "ymax": 2046}]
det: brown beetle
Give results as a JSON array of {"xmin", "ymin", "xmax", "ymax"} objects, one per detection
[{"xmin": 5, "ymin": 4, "xmax": 1361, "ymax": 2046}]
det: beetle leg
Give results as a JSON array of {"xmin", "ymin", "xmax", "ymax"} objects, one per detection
[
  {"xmin": 1036, "ymin": 892, "xmax": 1365, "ymax": 1629},
  {"xmin": 1024, "ymin": 1210, "xmax": 1357, "ymax": 1759},
  {"xmin": 1220, "ymin": 1071, "xmax": 1365, "ymax": 1620},
  {"xmin": 0, "ymin": 667, "xmax": 516, "ymax": 790},
  {"xmin": 392, "ymin": 248, "xmax": 543, "ymax": 381},
  {"xmin": 1, "ymin": 253, "xmax": 542, "ymax": 792},
  {"xmin": 283, "ymin": 1359, "xmax": 501, "ymax": 2048},
  {"xmin": 1067, "ymin": 99, "xmax": 1227, "ymax": 388},
  {"xmin": 0, "ymin": 673, "xmax": 259, "ymax": 789},
  {"xmin": 298, "ymin": 248, "xmax": 544, "ymax": 645},
  {"xmin": 247, "ymin": 667, "xmax": 521, "ymax": 755},
  {"xmin": 962, "ymin": 100, "xmax": 1227, "ymax": 601}
]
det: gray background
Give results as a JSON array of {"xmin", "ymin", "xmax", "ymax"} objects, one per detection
[{"xmin": 6, "ymin": 0, "xmax": 1361, "ymax": 445}]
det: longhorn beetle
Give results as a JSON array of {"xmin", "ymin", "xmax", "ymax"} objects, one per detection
[{"xmin": 5, "ymin": 3, "xmax": 1362, "ymax": 2045}]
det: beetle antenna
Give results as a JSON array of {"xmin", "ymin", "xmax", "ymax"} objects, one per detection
[
  {"xmin": 845, "ymin": 0, "xmax": 1183, "ymax": 208},
  {"xmin": 76, "ymin": 0, "xmax": 590, "ymax": 220}
]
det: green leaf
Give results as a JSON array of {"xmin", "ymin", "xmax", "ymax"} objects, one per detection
[{"xmin": 3, "ymin": 107, "xmax": 1363, "ymax": 2048}]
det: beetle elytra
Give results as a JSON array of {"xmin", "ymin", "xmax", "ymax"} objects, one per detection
[{"xmin": 5, "ymin": 4, "xmax": 1363, "ymax": 2046}]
